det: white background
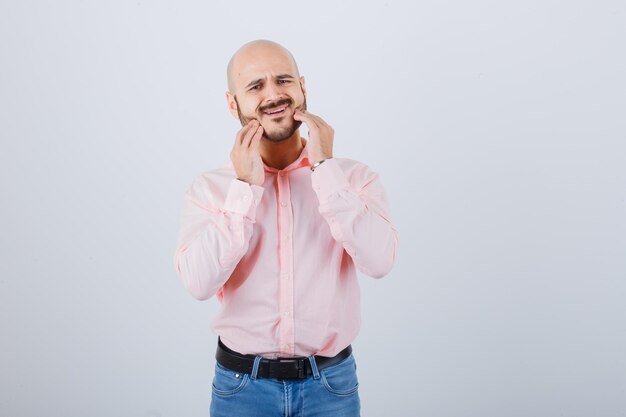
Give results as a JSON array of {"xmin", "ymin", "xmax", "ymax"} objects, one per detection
[{"xmin": 1, "ymin": 0, "xmax": 625, "ymax": 416}]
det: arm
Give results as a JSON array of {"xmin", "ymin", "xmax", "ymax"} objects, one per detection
[
  {"xmin": 311, "ymin": 159, "xmax": 399, "ymax": 278},
  {"xmin": 174, "ymin": 120, "xmax": 266, "ymax": 300},
  {"xmin": 174, "ymin": 177, "xmax": 264, "ymax": 300},
  {"xmin": 293, "ymin": 109, "xmax": 398, "ymax": 278}
]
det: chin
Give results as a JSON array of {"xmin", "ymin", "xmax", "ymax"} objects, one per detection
[{"xmin": 262, "ymin": 120, "xmax": 302, "ymax": 142}]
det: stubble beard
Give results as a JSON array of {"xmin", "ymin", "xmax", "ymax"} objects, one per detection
[{"xmin": 235, "ymin": 96, "xmax": 307, "ymax": 143}]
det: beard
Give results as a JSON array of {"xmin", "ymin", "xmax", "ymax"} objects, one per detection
[{"xmin": 235, "ymin": 95, "xmax": 307, "ymax": 142}]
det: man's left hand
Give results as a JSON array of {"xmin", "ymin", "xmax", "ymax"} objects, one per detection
[{"xmin": 293, "ymin": 110, "xmax": 334, "ymax": 165}]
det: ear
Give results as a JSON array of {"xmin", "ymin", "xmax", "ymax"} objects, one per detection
[
  {"xmin": 299, "ymin": 76, "xmax": 307, "ymax": 97},
  {"xmin": 225, "ymin": 91, "xmax": 239, "ymax": 119}
]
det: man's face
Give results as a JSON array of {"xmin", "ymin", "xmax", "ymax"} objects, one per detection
[
  {"xmin": 235, "ymin": 93, "xmax": 306, "ymax": 142},
  {"xmin": 228, "ymin": 48, "xmax": 307, "ymax": 142}
]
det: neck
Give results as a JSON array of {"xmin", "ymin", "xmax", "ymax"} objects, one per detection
[{"xmin": 259, "ymin": 131, "xmax": 304, "ymax": 170}]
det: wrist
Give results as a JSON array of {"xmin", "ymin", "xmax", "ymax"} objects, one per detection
[{"xmin": 238, "ymin": 177, "xmax": 264, "ymax": 187}]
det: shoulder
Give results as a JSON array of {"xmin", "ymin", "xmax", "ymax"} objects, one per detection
[
  {"xmin": 192, "ymin": 163, "xmax": 235, "ymax": 185},
  {"xmin": 330, "ymin": 157, "xmax": 380, "ymax": 186},
  {"xmin": 332, "ymin": 157, "xmax": 370, "ymax": 171},
  {"xmin": 184, "ymin": 162, "xmax": 237, "ymax": 205}
]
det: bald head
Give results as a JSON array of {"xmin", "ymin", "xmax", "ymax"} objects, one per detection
[{"xmin": 227, "ymin": 40, "xmax": 300, "ymax": 93}]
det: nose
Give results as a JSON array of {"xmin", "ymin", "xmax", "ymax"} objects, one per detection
[{"xmin": 263, "ymin": 82, "xmax": 283, "ymax": 102}]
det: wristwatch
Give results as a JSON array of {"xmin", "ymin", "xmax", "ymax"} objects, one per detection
[{"xmin": 310, "ymin": 159, "xmax": 326, "ymax": 171}]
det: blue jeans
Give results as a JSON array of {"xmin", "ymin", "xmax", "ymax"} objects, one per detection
[{"xmin": 210, "ymin": 352, "xmax": 361, "ymax": 417}]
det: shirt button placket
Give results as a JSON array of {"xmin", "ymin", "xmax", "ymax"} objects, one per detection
[{"xmin": 277, "ymin": 170, "xmax": 295, "ymax": 357}]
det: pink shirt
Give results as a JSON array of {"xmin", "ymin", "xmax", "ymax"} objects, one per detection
[{"xmin": 174, "ymin": 144, "xmax": 398, "ymax": 358}]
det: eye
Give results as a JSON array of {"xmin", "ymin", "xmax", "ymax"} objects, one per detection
[
  {"xmin": 278, "ymin": 79, "xmax": 290, "ymax": 84},
  {"xmin": 248, "ymin": 85, "xmax": 260, "ymax": 91}
]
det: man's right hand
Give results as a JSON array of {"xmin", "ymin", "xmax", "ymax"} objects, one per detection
[{"xmin": 230, "ymin": 120, "xmax": 264, "ymax": 186}]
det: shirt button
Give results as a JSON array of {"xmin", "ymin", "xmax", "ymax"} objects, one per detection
[
  {"xmin": 242, "ymin": 195, "xmax": 249, "ymax": 202},
  {"xmin": 284, "ymin": 311, "xmax": 290, "ymax": 316},
  {"xmin": 282, "ymin": 273, "xmax": 289, "ymax": 280},
  {"xmin": 280, "ymin": 201, "xmax": 287, "ymax": 207}
]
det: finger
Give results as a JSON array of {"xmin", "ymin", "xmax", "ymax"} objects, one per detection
[
  {"xmin": 293, "ymin": 110, "xmax": 319, "ymax": 127},
  {"xmin": 301, "ymin": 111, "xmax": 329, "ymax": 129},
  {"xmin": 241, "ymin": 123, "xmax": 261, "ymax": 148},
  {"xmin": 236, "ymin": 120, "xmax": 259, "ymax": 145},
  {"xmin": 294, "ymin": 113, "xmax": 321, "ymax": 134},
  {"xmin": 251, "ymin": 126, "xmax": 263, "ymax": 150},
  {"xmin": 235, "ymin": 124, "xmax": 253, "ymax": 146},
  {"xmin": 246, "ymin": 125, "xmax": 263, "ymax": 149}
]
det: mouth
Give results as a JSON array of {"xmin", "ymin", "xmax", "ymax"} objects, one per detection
[{"xmin": 262, "ymin": 105, "xmax": 289, "ymax": 119}]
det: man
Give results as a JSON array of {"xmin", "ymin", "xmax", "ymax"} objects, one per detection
[{"xmin": 174, "ymin": 40, "xmax": 398, "ymax": 417}]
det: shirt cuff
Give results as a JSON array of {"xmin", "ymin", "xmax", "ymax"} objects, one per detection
[
  {"xmin": 310, "ymin": 158, "xmax": 350, "ymax": 201},
  {"xmin": 223, "ymin": 179, "xmax": 264, "ymax": 220}
]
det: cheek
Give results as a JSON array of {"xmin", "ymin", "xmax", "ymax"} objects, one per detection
[
  {"xmin": 291, "ymin": 88, "xmax": 304, "ymax": 101},
  {"xmin": 240, "ymin": 102, "xmax": 259, "ymax": 117},
  {"xmin": 293, "ymin": 92, "xmax": 306, "ymax": 107}
]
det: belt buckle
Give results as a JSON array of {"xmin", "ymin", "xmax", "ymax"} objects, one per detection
[{"xmin": 268, "ymin": 358, "xmax": 307, "ymax": 380}]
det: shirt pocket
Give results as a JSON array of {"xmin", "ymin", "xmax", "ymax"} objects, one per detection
[
  {"xmin": 211, "ymin": 363, "xmax": 249, "ymax": 396},
  {"xmin": 320, "ymin": 354, "xmax": 360, "ymax": 396}
]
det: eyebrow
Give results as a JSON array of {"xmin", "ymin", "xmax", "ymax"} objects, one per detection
[
  {"xmin": 245, "ymin": 74, "xmax": 296, "ymax": 89},
  {"xmin": 245, "ymin": 78, "xmax": 263, "ymax": 89}
]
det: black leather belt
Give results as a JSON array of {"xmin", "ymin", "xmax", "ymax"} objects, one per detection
[{"xmin": 216, "ymin": 338, "xmax": 352, "ymax": 380}]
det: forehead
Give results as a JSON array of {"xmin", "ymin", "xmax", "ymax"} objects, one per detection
[{"xmin": 231, "ymin": 47, "xmax": 298, "ymax": 90}]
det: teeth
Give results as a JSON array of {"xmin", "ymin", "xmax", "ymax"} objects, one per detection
[{"xmin": 267, "ymin": 107, "xmax": 286, "ymax": 115}]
